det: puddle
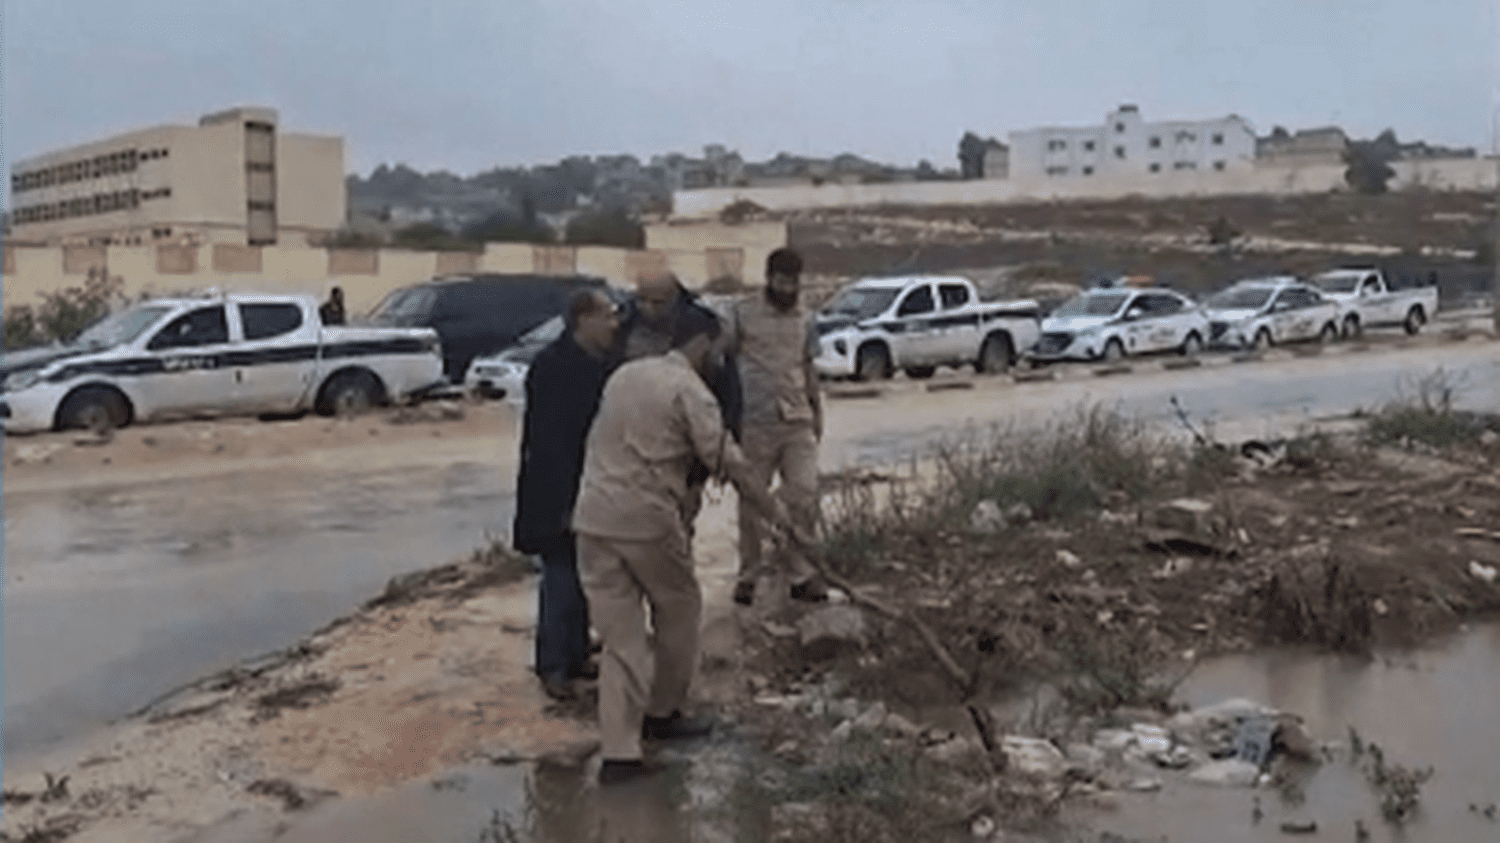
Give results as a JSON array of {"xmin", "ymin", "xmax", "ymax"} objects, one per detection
[
  {"xmin": 197, "ymin": 732, "xmax": 766, "ymax": 843},
  {"xmin": 1073, "ymin": 622, "xmax": 1500, "ymax": 843}
]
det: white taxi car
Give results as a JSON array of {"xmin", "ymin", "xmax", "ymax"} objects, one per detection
[{"xmin": 1029, "ymin": 286, "xmax": 1210, "ymax": 363}]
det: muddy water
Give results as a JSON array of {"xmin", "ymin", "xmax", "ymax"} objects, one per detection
[
  {"xmin": 1077, "ymin": 623, "xmax": 1500, "ymax": 843},
  {"xmin": 3, "ymin": 460, "xmax": 512, "ymax": 760},
  {"xmin": 204, "ymin": 625, "xmax": 1500, "ymax": 842}
]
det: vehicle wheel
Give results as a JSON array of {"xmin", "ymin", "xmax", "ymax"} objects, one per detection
[
  {"xmin": 904, "ymin": 366, "xmax": 936, "ymax": 379},
  {"xmin": 58, "ymin": 386, "xmax": 130, "ymax": 432},
  {"xmin": 1318, "ymin": 322, "xmax": 1338, "ymax": 344},
  {"xmin": 1179, "ymin": 332, "xmax": 1203, "ymax": 357},
  {"xmin": 853, "ymin": 344, "xmax": 891, "ymax": 382},
  {"xmin": 1252, "ymin": 329, "xmax": 1274, "ymax": 352},
  {"xmin": 316, "ymin": 369, "xmax": 384, "ymax": 417},
  {"xmin": 1101, "ymin": 338, "xmax": 1125, "ymax": 362},
  {"xmin": 976, "ymin": 333, "xmax": 1013, "ymax": 374},
  {"xmin": 1341, "ymin": 314, "xmax": 1361, "ymax": 340},
  {"xmin": 1403, "ymin": 306, "xmax": 1426, "ymax": 335}
]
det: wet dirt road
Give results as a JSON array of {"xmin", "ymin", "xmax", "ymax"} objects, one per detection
[{"xmin": 4, "ymin": 334, "xmax": 1497, "ymax": 762}]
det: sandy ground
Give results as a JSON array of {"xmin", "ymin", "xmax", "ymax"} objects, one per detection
[{"xmin": 2, "ymin": 400, "xmax": 764, "ymax": 843}]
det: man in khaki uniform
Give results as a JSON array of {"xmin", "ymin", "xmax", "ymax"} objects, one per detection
[
  {"xmin": 729, "ymin": 247, "xmax": 828, "ymax": 606},
  {"xmin": 573, "ymin": 312, "xmax": 797, "ymax": 786}
]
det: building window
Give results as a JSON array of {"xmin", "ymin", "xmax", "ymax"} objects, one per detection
[
  {"xmin": 1047, "ymin": 139, "xmax": 1067, "ymax": 152},
  {"xmin": 247, "ymin": 200, "xmax": 275, "ymax": 211},
  {"xmin": 1213, "ymin": 160, "xmax": 1226, "ymax": 171},
  {"xmin": 1149, "ymin": 163, "xmax": 1161, "ymax": 173},
  {"xmin": 1045, "ymin": 165, "xmax": 1069, "ymax": 177},
  {"xmin": 1212, "ymin": 133, "xmax": 1224, "ymax": 145},
  {"xmin": 1173, "ymin": 161, "xmax": 1197, "ymax": 170},
  {"xmin": 1175, "ymin": 130, "xmax": 1197, "ymax": 144},
  {"xmin": 1083, "ymin": 140, "xmax": 1095, "ymax": 152},
  {"xmin": 1114, "ymin": 146, "xmax": 1126, "ymax": 159},
  {"xmin": 1081, "ymin": 166, "xmax": 1094, "ymax": 176},
  {"xmin": 1148, "ymin": 136, "xmax": 1161, "ymax": 149},
  {"xmin": 1115, "ymin": 122, "xmax": 1125, "ymax": 133}
]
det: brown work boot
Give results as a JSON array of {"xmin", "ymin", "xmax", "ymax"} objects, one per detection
[
  {"xmin": 732, "ymin": 579, "xmax": 756, "ymax": 606},
  {"xmin": 642, "ymin": 710, "xmax": 716, "ymax": 741},
  {"xmin": 598, "ymin": 757, "xmax": 670, "ymax": 786},
  {"xmin": 789, "ymin": 577, "xmax": 830, "ymax": 603}
]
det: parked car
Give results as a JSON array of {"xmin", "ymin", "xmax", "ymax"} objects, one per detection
[
  {"xmin": 463, "ymin": 286, "xmax": 631, "ymax": 405},
  {"xmin": 1311, "ymin": 267, "xmax": 1438, "ymax": 338},
  {"xmin": 1029, "ymin": 286, "xmax": 1209, "ymax": 363},
  {"xmin": 1203, "ymin": 277, "xmax": 1341, "ymax": 351},
  {"xmin": 0, "ymin": 292, "xmax": 444, "ymax": 433},
  {"xmin": 813, "ymin": 275, "xmax": 1040, "ymax": 380},
  {"xmin": 367, "ymin": 273, "xmax": 609, "ymax": 382}
]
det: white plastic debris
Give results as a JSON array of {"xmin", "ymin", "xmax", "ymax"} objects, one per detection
[{"xmin": 1470, "ymin": 561, "xmax": 1498, "ymax": 584}]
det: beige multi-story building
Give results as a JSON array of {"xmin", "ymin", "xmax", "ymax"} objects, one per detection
[{"xmin": 7, "ymin": 106, "xmax": 345, "ymax": 247}]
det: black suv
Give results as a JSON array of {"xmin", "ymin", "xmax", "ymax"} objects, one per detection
[{"xmin": 368, "ymin": 274, "xmax": 609, "ymax": 381}]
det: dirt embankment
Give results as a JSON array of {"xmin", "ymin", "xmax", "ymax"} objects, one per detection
[{"xmin": 782, "ymin": 191, "xmax": 1496, "ymax": 302}]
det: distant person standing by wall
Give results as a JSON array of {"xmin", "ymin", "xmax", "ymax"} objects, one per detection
[
  {"xmin": 728, "ymin": 247, "xmax": 828, "ymax": 605},
  {"xmin": 319, "ymin": 286, "xmax": 346, "ymax": 325},
  {"xmin": 513, "ymin": 288, "xmax": 621, "ymax": 701}
]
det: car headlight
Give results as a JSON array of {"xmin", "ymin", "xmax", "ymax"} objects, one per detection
[{"xmin": 4, "ymin": 370, "xmax": 42, "ymax": 392}]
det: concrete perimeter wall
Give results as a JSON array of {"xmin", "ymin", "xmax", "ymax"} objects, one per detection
[
  {"xmin": 673, "ymin": 157, "xmax": 1499, "ymax": 217},
  {"xmin": 3, "ymin": 219, "xmax": 788, "ymax": 313}
]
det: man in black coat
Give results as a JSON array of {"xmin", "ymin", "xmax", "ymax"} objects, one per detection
[{"xmin": 513, "ymin": 288, "xmax": 621, "ymax": 701}]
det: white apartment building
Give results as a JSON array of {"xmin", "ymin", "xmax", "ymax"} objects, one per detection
[
  {"xmin": 1006, "ymin": 105, "xmax": 1256, "ymax": 182},
  {"xmin": 8, "ymin": 106, "xmax": 345, "ymax": 247}
]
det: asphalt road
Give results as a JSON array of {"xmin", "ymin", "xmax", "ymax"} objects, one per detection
[{"xmin": 4, "ymin": 328, "xmax": 1497, "ymax": 762}]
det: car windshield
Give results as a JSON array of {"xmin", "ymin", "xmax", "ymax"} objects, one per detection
[
  {"xmin": 1314, "ymin": 274, "xmax": 1362, "ymax": 294},
  {"xmin": 1206, "ymin": 287, "xmax": 1274, "ymax": 310},
  {"xmin": 1051, "ymin": 292, "xmax": 1129, "ymax": 318},
  {"xmin": 823, "ymin": 287, "xmax": 900, "ymax": 320},
  {"xmin": 368, "ymin": 287, "xmax": 436, "ymax": 325},
  {"xmin": 71, "ymin": 305, "xmax": 173, "ymax": 349}
]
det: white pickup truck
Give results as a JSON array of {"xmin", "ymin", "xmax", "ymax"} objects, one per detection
[
  {"xmin": 1311, "ymin": 268, "xmax": 1439, "ymax": 338},
  {"xmin": 812, "ymin": 275, "xmax": 1040, "ymax": 380},
  {"xmin": 1, "ymin": 292, "xmax": 445, "ymax": 433}
]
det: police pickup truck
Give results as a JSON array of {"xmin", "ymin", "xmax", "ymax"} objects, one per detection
[
  {"xmin": 1, "ymin": 292, "xmax": 445, "ymax": 433},
  {"xmin": 813, "ymin": 275, "xmax": 1040, "ymax": 381},
  {"xmin": 1311, "ymin": 268, "xmax": 1439, "ymax": 339}
]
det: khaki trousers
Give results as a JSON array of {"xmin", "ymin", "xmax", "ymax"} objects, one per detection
[
  {"xmin": 577, "ymin": 528, "xmax": 701, "ymax": 761},
  {"xmin": 736, "ymin": 421, "xmax": 819, "ymax": 584}
]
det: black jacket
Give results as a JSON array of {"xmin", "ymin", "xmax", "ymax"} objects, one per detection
[{"xmin": 512, "ymin": 333, "xmax": 614, "ymax": 554}]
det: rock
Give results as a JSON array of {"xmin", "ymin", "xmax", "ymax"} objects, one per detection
[
  {"xmin": 1273, "ymin": 716, "xmax": 1315, "ymax": 761},
  {"xmin": 1093, "ymin": 729, "xmax": 1135, "ymax": 752},
  {"xmin": 970, "ymin": 814, "xmax": 996, "ymax": 839},
  {"xmin": 829, "ymin": 697, "xmax": 862, "ymax": 721},
  {"xmin": 1153, "ymin": 498, "xmax": 1217, "ymax": 536},
  {"xmin": 926, "ymin": 736, "xmax": 986, "ymax": 766},
  {"xmin": 796, "ymin": 606, "xmax": 868, "ymax": 660},
  {"xmin": 1003, "ymin": 502, "xmax": 1034, "ymax": 524},
  {"xmin": 1189, "ymin": 759, "xmax": 1261, "ymax": 787},
  {"xmin": 969, "ymin": 500, "xmax": 1008, "ymax": 534},
  {"xmin": 881, "ymin": 711, "xmax": 922, "ymax": 739},
  {"xmin": 853, "ymin": 701, "xmax": 887, "ymax": 732},
  {"xmin": 772, "ymin": 740, "xmax": 803, "ymax": 761},
  {"xmin": 1122, "ymin": 776, "xmax": 1163, "ymax": 792},
  {"xmin": 1001, "ymin": 736, "xmax": 1068, "ymax": 778},
  {"xmin": 1056, "ymin": 549, "xmax": 1082, "ymax": 569},
  {"xmin": 1470, "ymin": 561, "xmax": 1498, "ymax": 584},
  {"xmin": 770, "ymin": 802, "xmax": 828, "ymax": 840},
  {"xmin": 1170, "ymin": 698, "xmax": 1277, "ymax": 731},
  {"xmin": 830, "ymin": 719, "xmax": 855, "ymax": 742},
  {"xmin": 1279, "ymin": 819, "xmax": 1318, "ymax": 834},
  {"xmin": 1152, "ymin": 746, "xmax": 1195, "ymax": 769},
  {"xmin": 1481, "ymin": 430, "xmax": 1498, "ymax": 447},
  {"xmin": 1066, "ymin": 743, "xmax": 1107, "ymax": 774}
]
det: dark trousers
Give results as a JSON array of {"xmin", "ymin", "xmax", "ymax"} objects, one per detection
[{"xmin": 535, "ymin": 535, "xmax": 592, "ymax": 681}]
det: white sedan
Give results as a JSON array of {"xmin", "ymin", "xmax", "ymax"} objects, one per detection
[
  {"xmin": 1204, "ymin": 278, "xmax": 1342, "ymax": 351},
  {"xmin": 1029, "ymin": 286, "xmax": 1210, "ymax": 363}
]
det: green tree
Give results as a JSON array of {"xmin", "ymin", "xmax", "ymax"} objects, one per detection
[
  {"xmin": 38, "ymin": 268, "xmax": 124, "ymax": 343},
  {"xmin": 5, "ymin": 305, "xmax": 42, "ymax": 350},
  {"xmin": 1344, "ymin": 129, "xmax": 1400, "ymax": 195},
  {"xmin": 391, "ymin": 222, "xmax": 475, "ymax": 251},
  {"xmin": 461, "ymin": 211, "xmax": 555, "ymax": 245},
  {"xmin": 957, "ymin": 131, "xmax": 986, "ymax": 179}
]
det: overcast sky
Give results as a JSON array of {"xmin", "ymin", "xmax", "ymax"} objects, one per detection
[{"xmin": 3, "ymin": 0, "xmax": 1498, "ymax": 178}]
